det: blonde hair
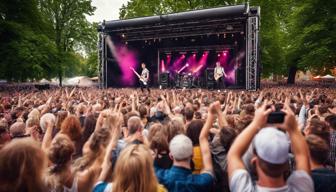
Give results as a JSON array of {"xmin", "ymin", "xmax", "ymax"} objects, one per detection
[
  {"xmin": 0, "ymin": 138, "xmax": 46, "ymax": 192},
  {"xmin": 112, "ymin": 144, "xmax": 159, "ymax": 192}
]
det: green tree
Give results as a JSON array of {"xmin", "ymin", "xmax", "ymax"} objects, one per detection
[
  {"xmin": 287, "ymin": 0, "xmax": 336, "ymax": 78},
  {"xmin": 0, "ymin": 0, "xmax": 58, "ymax": 81},
  {"xmin": 38, "ymin": 0, "xmax": 96, "ymax": 86}
]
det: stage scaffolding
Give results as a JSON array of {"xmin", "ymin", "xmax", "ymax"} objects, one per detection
[{"xmin": 98, "ymin": 4, "xmax": 260, "ymax": 90}]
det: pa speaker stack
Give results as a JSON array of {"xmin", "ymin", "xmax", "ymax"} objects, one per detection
[
  {"xmin": 205, "ymin": 68, "xmax": 215, "ymax": 89},
  {"xmin": 159, "ymin": 72, "xmax": 170, "ymax": 88}
]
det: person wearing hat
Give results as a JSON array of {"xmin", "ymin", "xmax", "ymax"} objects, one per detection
[
  {"xmin": 227, "ymin": 100, "xmax": 314, "ymax": 192},
  {"xmin": 155, "ymin": 134, "xmax": 214, "ymax": 192}
]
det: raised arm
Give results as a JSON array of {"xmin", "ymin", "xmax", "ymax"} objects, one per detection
[
  {"xmin": 199, "ymin": 101, "xmax": 219, "ymax": 174},
  {"xmin": 279, "ymin": 99, "xmax": 310, "ymax": 173},
  {"xmin": 227, "ymin": 101, "xmax": 272, "ymax": 179},
  {"xmin": 41, "ymin": 121, "xmax": 54, "ymax": 151},
  {"xmin": 98, "ymin": 112, "xmax": 122, "ymax": 181}
]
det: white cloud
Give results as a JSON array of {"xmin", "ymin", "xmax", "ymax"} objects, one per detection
[{"xmin": 86, "ymin": 0, "xmax": 129, "ymax": 23}]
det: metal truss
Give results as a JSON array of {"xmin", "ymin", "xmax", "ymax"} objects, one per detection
[
  {"xmin": 246, "ymin": 16, "xmax": 259, "ymax": 91},
  {"xmin": 98, "ymin": 33, "xmax": 105, "ymax": 88}
]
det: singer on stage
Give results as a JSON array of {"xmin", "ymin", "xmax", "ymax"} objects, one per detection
[{"xmin": 214, "ymin": 62, "xmax": 227, "ymax": 90}]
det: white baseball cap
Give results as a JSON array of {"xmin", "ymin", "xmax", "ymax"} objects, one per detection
[
  {"xmin": 253, "ymin": 127, "xmax": 290, "ymax": 164},
  {"xmin": 169, "ymin": 134, "xmax": 193, "ymax": 161}
]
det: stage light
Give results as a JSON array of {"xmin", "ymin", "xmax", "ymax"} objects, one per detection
[
  {"xmin": 122, "ymin": 34, "xmax": 126, "ymax": 38},
  {"xmin": 224, "ymin": 33, "xmax": 226, "ymax": 38},
  {"xmin": 240, "ymin": 31, "xmax": 244, "ymax": 35},
  {"xmin": 232, "ymin": 34, "xmax": 234, "ymax": 37},
  {"xmin": 223, "ymin": 52, "xmax": 227, "ymax": 56},
  {"xmin": 125, "ymin": 41, "xmax": 128, "ymax": 45},
  {"xmin": 218, "ymin": 54, "xmax": 220, "ymax": 57},
  {"xmin": 193, "ymin": 53, "xmax": 196, "ymax": 57},
  {"xmin": 226, "ymin": 25, "xmax": 233, "ymax": 30}
]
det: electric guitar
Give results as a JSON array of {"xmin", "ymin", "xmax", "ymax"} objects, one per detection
[
  {"xmin": 130, "ymin": 67, "xmax": 148, "ymax": 85},
  {"xmin": 214, "ymin": 73, "xmax": 223, "ymax": 81},
  {"xmin": 214, "ymin": 68, "xmax": 226, "ymax": 81}
]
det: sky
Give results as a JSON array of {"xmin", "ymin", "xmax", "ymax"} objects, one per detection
[{"xmin": 86, "ymin": 0, "xmax": 129, "ymax": 23}]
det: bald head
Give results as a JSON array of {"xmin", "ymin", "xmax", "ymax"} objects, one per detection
[{"xmin": 127, "ymin": 116, "xmax": 143, "ymax": 135}]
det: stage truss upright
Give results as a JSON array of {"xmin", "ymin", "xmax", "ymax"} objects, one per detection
[{"xmin": 246, "ymin": 9, "xmax": 260, "ymax": 91}]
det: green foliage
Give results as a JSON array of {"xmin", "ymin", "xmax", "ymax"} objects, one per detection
[
  {"xmin": 0, "ymin": 0, "xmax": 58, "ymax": 81},
  {"xmin": 0, "ymin": 0, "xmax": 98, "ymax": 83},
  {"xmin": 287, "ymin": 0, "xmax": 336, "ymax": 75}
]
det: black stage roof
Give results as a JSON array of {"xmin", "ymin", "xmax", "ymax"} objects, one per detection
[{"xmin": 98, "ymin": 4, "xmax": 259, "ymax": 41}]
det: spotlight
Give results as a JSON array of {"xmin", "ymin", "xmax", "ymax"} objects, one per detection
[
  {"xmin": 193, "ymin": 53, "xmax": 196, "ymax": 57},
  {"xmin": 232, "ymin": 34, "xmax": 234, "ymax": 37},
  {"xmin": 218, "ymin": 54, "xmax": 220, "ymax": 57},
  {"xmin": 240, "ymin": 31, "xmax": 244, "ymax": 35},
  {"xmin": 125, "ymin": 41, "xmax": 128, "ymax": 45},
  {"xmin": 121, "ymin": 34, "xmax": 126, "ymax": 38}
]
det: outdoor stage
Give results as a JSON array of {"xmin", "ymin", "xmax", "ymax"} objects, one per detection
[{"xmin": 98, "ymin": 4, "xmax": 260, "ymax": 90}]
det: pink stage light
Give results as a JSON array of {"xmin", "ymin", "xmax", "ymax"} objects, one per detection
[
  {"xmin": 161, "ymin": 60, "xmax": 166, "ymax": 72},
  {"xmin": 218, "ymin": 53, "xmax": 220, "ymax": 57}
]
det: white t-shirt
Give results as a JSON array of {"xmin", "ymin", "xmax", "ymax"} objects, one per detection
[{"xmin": 230, "ymin": 169, "xmax": 314, "ymax": 192}]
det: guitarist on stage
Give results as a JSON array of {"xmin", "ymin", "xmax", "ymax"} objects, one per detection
[
  {"xmin": 130, "ymin": 63, "xmax": 150, "ymax": 93},
  {"xmin": 214, "ymin": 62, "xmax": 227, "ymax": 91}
]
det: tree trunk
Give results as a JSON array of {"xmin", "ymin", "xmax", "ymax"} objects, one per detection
[
  {"xmin": 287, "ymin": 66, "xmax": 297, "ymax": 84},
  {"xmin": 58, "ymin": 70, "xmax": 62, "ymax": 87}
]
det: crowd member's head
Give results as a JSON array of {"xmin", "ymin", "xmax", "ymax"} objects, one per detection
[
  {"xmin": 169, "ymin": 134, "xmax": 193, "ymax": 163},
  {"xmin": 165, "ymin": 118, "xmax": 185, "ymax": 142},
  {"xmin": 81, "ymin": 114, "xmax": 96, "ymax": 144},
  {"xmin": 28, "ymin": 108, "xmax": 40, "ymax": 120},
  {"xmin": 55, "ymin": 111, "xmax": 68, "ymax": 129},
  {"xmin": 184, "ymin": 107, "xmax": 194, "ymax": 123},
  {"xmin": 148, "ymin": 123, "xmax": 163, "ymax": 142},
  {"xmin": 139, "ymin": 105, "xmax": 148, "ymax": 119},
  {"xmin": 0, "ymin": 122, "xmax": 10, "ymax": 147},
  {"xmin": 127, "ymin": 116, "xmax": 143, "ymax": 136},
  {"xmin": 186, "ymin": 119, "xmax": 204, "ymax": 146},
  {"xmin": 60, "ymin": 115, "xmax": 82, "ymax": 141},
  {"xmin": 0, "ymin": 138, "xmax": 46, "ymax": 192},
  {"xmin": 9, "ymin": 121, "xmax": 26, "ymax": 138},
  {"xmin": 74, "ymin": 127, "xmax": 111, "ymax": 172},
  {"xmin": 46, "ymin": 134, "xmax": 75, "ymax": 189},
  {"xmin": 218, "ymin": 127, "xmax": 237, "ymax": 150},
  {"xmin": 40, "ymin": 113, "xmax": 56, "ymax": 133},
  {"xmin": 113, "ymin": 144, "xmax": 161, "ymax": 192},
  {"xmin": 304, "ymin": 118, "xmax": 330, "ymax": 144},
  {"xmin": 325, "ymin": 114, "xmax": 336, "ymax": 130},
  {"xmin": 306, "ymin": 134, "xmax": 329, "ymax": 167},
  {"xmin": 252, "ymin": 127, "xmax": 290, "ymax": 178}
]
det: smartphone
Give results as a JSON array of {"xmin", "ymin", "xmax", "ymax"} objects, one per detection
[{"xmin": 267, "ymin": 111, "xmax": 286, "ymax": 124}]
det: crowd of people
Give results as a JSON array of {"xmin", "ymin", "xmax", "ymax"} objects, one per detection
[{"xmin": 0, "ymin": 86, "xmax": 335, "ymax": 192}]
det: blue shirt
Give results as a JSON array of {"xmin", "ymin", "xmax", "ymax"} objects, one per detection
[
  {"xmin": 155, "ymin": 165, "xmax": 214, "ymax": 192},
  {"xmin": 312, "ymin": 168, "xmax": 336, "ymax": 192}
]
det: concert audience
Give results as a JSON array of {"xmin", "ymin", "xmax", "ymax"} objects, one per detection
[{"xmin": 0, "ymin": 86, "xmax": 335, "ymax": 192}]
